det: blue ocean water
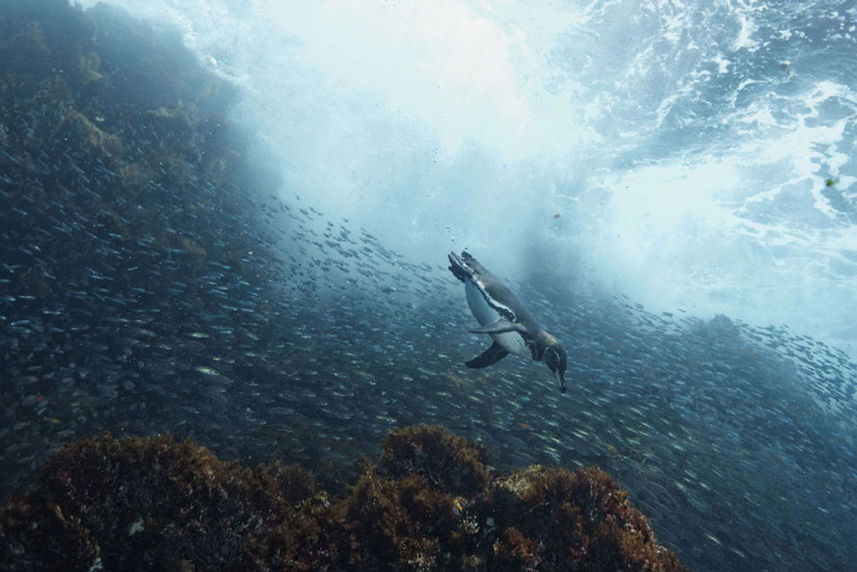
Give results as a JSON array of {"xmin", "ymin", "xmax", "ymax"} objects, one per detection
[
  {"xmin": 2, "ymin": 0, "xmax": 857, "ymax": 570},
  {"xmin": 87, "ymin": 0, "xmax": 857, "ymax": 355}
]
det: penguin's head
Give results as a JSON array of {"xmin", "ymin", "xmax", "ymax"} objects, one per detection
[{"xmin": 541, "ymin": 334, "xmax": 567, "ymax": 393}]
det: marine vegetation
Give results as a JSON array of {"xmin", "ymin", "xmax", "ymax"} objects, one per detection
[{"xmin": 0, "ymin": 425, "xmax": 685, "ymax": 571}]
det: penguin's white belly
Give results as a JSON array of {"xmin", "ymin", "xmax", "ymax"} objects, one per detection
[
  {"xmin": 464, "ymin": 280, "xmax": 500, "ymax": 325},
  {"xmin": 464, "ymin": 280, "xmax": 530, "ymax": 359}
]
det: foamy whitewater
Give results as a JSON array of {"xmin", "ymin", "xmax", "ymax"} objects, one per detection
[{"xmin": 76, "ymin": 0, "xmax": 857, "ymax": 356}]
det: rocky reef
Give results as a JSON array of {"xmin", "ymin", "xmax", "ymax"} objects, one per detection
[{"xmin": 0, "ymin": 425, "xmax": 684, "ymax": 571}]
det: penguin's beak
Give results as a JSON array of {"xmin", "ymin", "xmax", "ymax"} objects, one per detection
[
  {"xmin": 543, "ymin": 344, "xmax": 567, "ymax": 393},
  {"xmin": 555, "ymin": 370, "xmax": 566, "ymax": 393}
]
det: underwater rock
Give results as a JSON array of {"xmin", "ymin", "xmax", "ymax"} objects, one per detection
[
  {"xmin": 0, "ymin": 425, "xmax": 685, "ymax": 571},
  {"xmin": 377, "ymin": 424, "xmax": 489, "ymax": 497},
  {"xmin": 490, "ymin": 465, "xmax": 685, "ymax": 570},
  {"xmin": 0, "ymin": 434, "xmax": 306, "ymax": 571}
]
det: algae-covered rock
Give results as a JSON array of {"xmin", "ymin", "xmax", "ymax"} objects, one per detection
[
  {"xmin": 0, "ymin": 425, "xmax": 686, "ymax": 571},
  {"xmin": 490, "ymin": 465, "xmax": 684, "ymax": 570},
  {"xmin": 377, "ymin": 424, "xmax": 489, "ymax": 497},
  {"xmin": 338, "ymin": 473, "xmax": 456, "ymax": 570},
  {"xmin": 0, "ymin": 434, "xmax": 311, "ymax": 571}
]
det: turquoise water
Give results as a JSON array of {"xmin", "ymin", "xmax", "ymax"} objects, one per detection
[{"xmin": 2, "ymin": 1, "xmax": 857, "ymax": 569}]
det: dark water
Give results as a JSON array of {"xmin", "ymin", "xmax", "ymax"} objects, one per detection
[{"xmin": 2, "ymin": 2, "xmax": 857, "ymax": 570}]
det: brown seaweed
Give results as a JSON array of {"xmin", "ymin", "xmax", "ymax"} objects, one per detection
[{"xmin": 1, "ymin": 425, "xmax": 685, "ymax": 571}]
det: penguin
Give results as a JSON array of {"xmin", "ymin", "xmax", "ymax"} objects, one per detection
[{"xmin": 448, "ymin": 251, "xmax": 568, "ymax": 393}]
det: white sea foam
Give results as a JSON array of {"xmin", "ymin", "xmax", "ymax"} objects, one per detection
[{"xmin": 74, "ymin": 0, "xmax": 857, "ymax": 356}]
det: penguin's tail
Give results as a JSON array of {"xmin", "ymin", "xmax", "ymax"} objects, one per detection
[{"xmin": 447, "ymin": 251, "xmax": 473, "ymax": 283}]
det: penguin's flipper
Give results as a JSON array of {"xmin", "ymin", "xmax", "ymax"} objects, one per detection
[
  {"xmin": 469, "ymin": 318, "xmax": 526, "ymax": 335},
  {"xmin": 465, "ymin": 341, "xmax": 509, "ymax": 368}
]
